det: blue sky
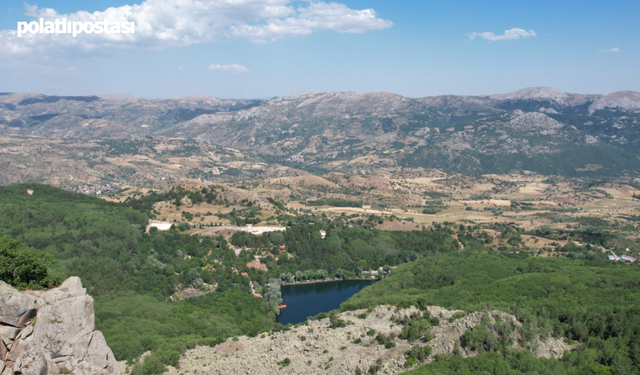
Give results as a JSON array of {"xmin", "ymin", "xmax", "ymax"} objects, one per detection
[{"xmin": 0, "ymin": 0, "xmax": 637, "ymax": 98}]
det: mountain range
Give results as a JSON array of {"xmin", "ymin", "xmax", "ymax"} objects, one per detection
[{"xmin": 1, "ymin": 87, "xmax": 640, "ymax": 180}]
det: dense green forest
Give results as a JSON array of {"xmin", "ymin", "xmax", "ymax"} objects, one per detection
[
  {"xmin": 0, "ymin": 184, "xmax": 282, "ymax": 374},
  {"xmin": 4, "ymin": 183, "xmax": 640, "ymax": 374},
  {"xmin": 0, "ymin": 184, "xmax": 460, "ymax": 374},
  {"xmin": 344, "ymin": 248, "xmax": 640, "ymax": 374},
  {"xmin": 97, "ymin": 291, "xmax": 278, "ymax": 374},
  {"xmin": 403, "ymin": 351, "xmax": 579, "ymax": 375},
  {"xmin": 230, "ymin": 221, "xmax": 460, "ymax": 279},
  {"xmin": 0, "ymin": 183, "xmax": 209, "ymax": 296},
  {"xmin": 0, "ymin": 236, "xmax": 59, "ymax": 289}
]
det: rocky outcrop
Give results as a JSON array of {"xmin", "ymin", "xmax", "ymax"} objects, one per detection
[
  {"xmin": 166, "ymin": 305, "xmax": 570, "ymax": 375},
  {"xmin": 489, "ymin": 87, "xmax": 570, "ymax": 101},
  {"xmin": 590, "ymin": 91, "xmax": 640, "ymax": 113},
  {"xmin": 0, "ymin": 277, "xmax": 119, "ymax": 375},
  {"xmin": 509, "ymin": 112, "xmax": 564, "ymax": 134}
]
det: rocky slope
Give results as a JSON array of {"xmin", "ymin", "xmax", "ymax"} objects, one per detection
[
  {"xmin": 0, "ymin": 277, "xmax": 119, "ymax": 375},
  {"xmin": 166, "ymin": 305, "xmax": 569, "ymax": 375}
]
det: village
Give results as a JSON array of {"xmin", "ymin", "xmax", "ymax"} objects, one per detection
[{"xmin": 74, "ymin": 183, "xmax": 117, "ymax": 195}]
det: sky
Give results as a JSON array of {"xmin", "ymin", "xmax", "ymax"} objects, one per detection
[{"xmin": 0, "ymin": 0, "xmax": 638, "ymax": 98}]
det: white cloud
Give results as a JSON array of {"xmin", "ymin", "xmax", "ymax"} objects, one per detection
[
  {"xmin": 0, "ymin": 0, "xmax": 392, "ymax": 58},
  {"xmin": 207, "ymin": 64, "xmax": 249, "ymax": 73},
  {"xmin": 599, "ymin": 47, "xmax": 620, "ymax": 53},
  {"xmin": 228, "ymin": 2, "xmax": 393, "ymax": 43},
  {"xmin": 467, "ymin": 28, "xmax": 537, "ymax": 42},
  {"xmin": 177, "ymin": 66, "xmax": 185, "ymax": 70}
]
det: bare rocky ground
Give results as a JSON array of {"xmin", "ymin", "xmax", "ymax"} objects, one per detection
[{"xmin": 164, "ymin": 305, "xmax": 569, "ymax": 375}]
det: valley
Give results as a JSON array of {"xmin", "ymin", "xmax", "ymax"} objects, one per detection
[
  {"xmin": 1, "ymin": 88, "xmax": 640, "ymax": 375},
  {"xmin": 2, "ymin": 0, "xmax": 639, "ymax": 373}
]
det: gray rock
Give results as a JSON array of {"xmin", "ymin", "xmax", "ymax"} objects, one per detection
[
  {"xmin": 0, "ymin": 278, "xmax": 120, "ymax": 375},
  {"xmin": 0, "ymin": 281, "xmax": 37, "ymax": 328},
  {"xmin": 13, "ymin": 350, "xmax": 47, "ymax": 375},
  {"xmin": 0, "ymin": 326, "xmax": 20, "ymax": 345},
  {"xmin": 17, "ymin": 324, "xmax": 33, "ymax": 340}
]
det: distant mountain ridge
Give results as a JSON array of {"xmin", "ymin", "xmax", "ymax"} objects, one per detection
[{"xmin": 1, "ymin": 87, "xmax": 640, "ymax": 178}]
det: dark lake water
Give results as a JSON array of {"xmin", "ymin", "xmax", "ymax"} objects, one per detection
[{"xmin": 276, "ymin": 279, "xmax": 376, "ymax": 326}]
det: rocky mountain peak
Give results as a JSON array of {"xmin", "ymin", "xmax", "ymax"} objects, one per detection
[
  {"xmin": 590, "ymin": 90, "xmax": 640, "ymax": 112},
  {"xmin": 489, "ymin": 86, "xmax": 569, "ymax": 101}
]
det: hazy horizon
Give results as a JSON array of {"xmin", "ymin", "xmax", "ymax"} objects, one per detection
[{"xmin": 2, "ymin": 85, "xmax": 637, "ymax": 101}]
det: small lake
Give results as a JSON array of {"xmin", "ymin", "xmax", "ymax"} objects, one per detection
[{"xmin": 276, "ymin": 279, "xmax": 376, "ymax": 326}]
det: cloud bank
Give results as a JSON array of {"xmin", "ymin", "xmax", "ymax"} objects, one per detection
[
  {"xmin": 0, "ymin": 0, "xmax": 392, "ymax": 58},
  {"xmin": 467, "ymin": 28, "xmax": 537, "ymax": 41},
  {"xmin": 207, "ymin": 64, "xmax": 249, "ymax": 73},
  {"xmin": 599, "ymin": 47, "xmax": 620, "ymax": 53}
]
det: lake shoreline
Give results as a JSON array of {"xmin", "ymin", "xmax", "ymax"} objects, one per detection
[
  {"xmin": 280, "ymin": 277, "xmax": 380, "ymax": 287},
  {"xmin": 276, "ymin": 279, "xmax": 378, "ymax": 325}
]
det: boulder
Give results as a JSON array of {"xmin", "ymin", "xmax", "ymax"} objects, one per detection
[
  {"xmin": 0, "ymin": 278, "xmax": 120, "ymax": 375},
  {"xmin": 0, "ymin": 281, "xmax": 37, "ymax": 328}
]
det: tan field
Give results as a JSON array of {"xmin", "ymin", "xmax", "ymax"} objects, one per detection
[{"xmin": 100, "ymin": 168, "xmax": 639, "ymax": 251}]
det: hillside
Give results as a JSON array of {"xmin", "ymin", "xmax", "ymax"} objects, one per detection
[
  {"xmin": 2, "ymin": 88, "xmax": 640, "ymax": 185},
  {"xmin": 1, "ymin": 181, "xmax": 639, "ymax": 374},
  {"xmin": 171, "ymin": 305, "xmax": 568, "ymax": 375},
  {"xmin": 0, "ymin": 184, "xmax": 283, "ymax": 374},
  {"xmin": 343, "ymin": 249, "xmax": 640, "ymax": 374},
  {"xmin": 0, "ymin": 183, "xmax": 462, "ymax": 374}
]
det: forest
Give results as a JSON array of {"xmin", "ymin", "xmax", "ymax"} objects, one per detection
[
  {"xmin": 0, "ymin": 184, "xmax": 281, "ymax": 373},
  {"xmin": 3, "ymin": 183, "xmax": 640, "ymax": 374},
  {"xmin": 0, "ymin": 183, "xmax": 460, "ymax": 374},
  {"xmin": 230, "ymin": 220, "xmax": 460, "ymax": 280},
  {"xmin": 344, "ymin": 247, "xmax": 640, "ymax": 375}
]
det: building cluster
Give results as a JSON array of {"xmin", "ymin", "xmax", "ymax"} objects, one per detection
[
  {"xmin": 288, "ymin": 154, "xmax": 305, "ymax": 163},
  {"xmin": 199, "ymin": 177, "xmax": 215, "ymax": 184},
  {"xmin": 74, "ymin": 184, "xmax": 115, "ymax": 195},
  {"xmin": 608, "ymin": 249, "xmax": 636, "ymax": 263},
  {"xmin": 183, "ymin": 288, "xmax": 199, "ymax": 296}
]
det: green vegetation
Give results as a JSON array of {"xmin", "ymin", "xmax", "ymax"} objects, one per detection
[
  {"xmin": 0, "ymin": 236, "xmax": 59, "ymax": 289},
  {"xmin": 448, "ymin": 311, "xmax": 467, "ymax": 323},
  {"xmin": 345, "ymin": 248, "xmax": 640, "ymax": 374},
  {"xmin": 230, "ymin": 223, "xmax": 460, "ymax": 278},
  {"xmin": 216, "ymin": 207, "xmax": 261, "ymax": 225},
  {"xmin": 97, "ymin": 291, "xmax": 278, "ymax": 374},
  {"xmin": 422, "ymin": 205, "xmax": 446, "ymax": 215},
  {"xmin": 0, "ymin": 184, "xmax": 279, "ymax": 374},
  {"xmin": 5, "ymin": 182, "xmax": 640, "ymax": 374},
  {"xmin": 403, "ymin": 142, "xmax": 640, "ymax": 177},
  {"xmin": 397, "ymin": 310, "xmax": 438, "ymax": 343},
  {"xmin": 0, "ymin": 183, "xmax": 461, "ymax": 374},
  {"xmin": 267, "ymin": 197, "xmax": 286, "ymax": 211},
  {"xmin": 404, "ymin": 345, "xmax": 432, "ymax": 368},
  {"xmin": 123, "ymin": 185, "xmax": 219, "ymax": 215},
  {"xmin": 277, "ymin": 357, "xmax": 291, "ymax": 368},
  {"xmin": 307, "ymin": 198, "xmax": 363, "ymax": 208},
  {"xmin": 403, "ymin": 351, "xmax": 575, "ymax": 375}
]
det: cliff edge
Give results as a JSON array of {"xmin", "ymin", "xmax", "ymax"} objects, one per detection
[{"xmin": 0, "ymin": 277, "xmax": 119, "ymax": 375}]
